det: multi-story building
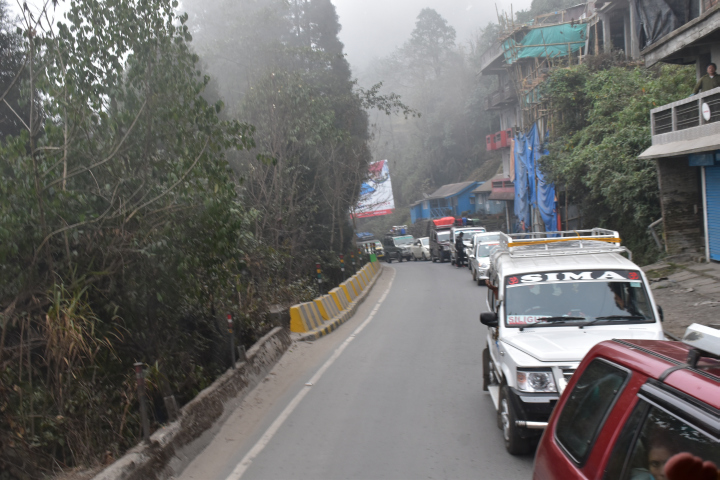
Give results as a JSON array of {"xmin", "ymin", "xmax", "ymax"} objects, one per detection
[{"xmin": 638, "ymin": 3, "xmax": 720, "ymax": 261}]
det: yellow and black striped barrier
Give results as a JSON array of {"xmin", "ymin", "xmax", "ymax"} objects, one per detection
[{"xmin": 289, "ymin": 261, "xmax": 383, "ymax": 340}]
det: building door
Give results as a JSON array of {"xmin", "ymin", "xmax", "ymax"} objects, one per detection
[{"xmin": 706, "ymin": 166, "xmax": 720, "ymax": 260}]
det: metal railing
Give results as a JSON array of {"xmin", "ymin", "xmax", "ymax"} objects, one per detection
[
  {"xmin": 651, "ymin": 86, "xmax": 720, "ymax": 137},
  {"xmin": 492, "ymin": 228, "xmax": 632, "ymax": 260}
]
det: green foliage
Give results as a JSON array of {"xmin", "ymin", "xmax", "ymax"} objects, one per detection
[
  {"xmin": 541, "ymin": 63, "xmax": 695, "ymax": 264},
  {"xmin": 1, "ymin": 0, "xmax": 390, "ymax": 474},
  {"xmin": 0, "ymin": 0, "xmax": 287, "ymax": 474}
]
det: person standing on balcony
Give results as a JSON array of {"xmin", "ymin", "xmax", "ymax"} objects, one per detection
[{"xmin": 693, "ymin": 63, "xmax": 720, "ymax": 94}]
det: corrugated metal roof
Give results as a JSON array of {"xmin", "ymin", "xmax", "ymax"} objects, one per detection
[
  {"xmin": 428, "ymin": 181, "xmax": 478, "ymax": 199},
  {"xmin": 473, "ymin": 174, "xmax": 507, "ymax": 193},
  {"xmin": 489, "ymin": 191, "xmax": 515, "ymax": 201}
]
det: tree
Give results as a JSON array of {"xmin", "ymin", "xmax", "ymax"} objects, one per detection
[
  {"xmin": 359, "ymin": 17, "xmax": 500, "ymax": 218},
  {"xmin": 405, "ymin": 8, "xmax": 457, "ymax": 79},
  {"xmin": 541, "ymin": 63, "xmax": 695, "ymax": 263},
  {"xmin": 0, "ymin": 0, "xmax": 256, "ymax": 473},
  {"xmin": 0, "ymin": 0, "xmax": 30, "ymax": 140}
]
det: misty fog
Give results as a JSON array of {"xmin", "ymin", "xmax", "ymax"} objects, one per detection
[{"xmin": 333, "ymin": 0, "xmax": 532, "ymax": 70}]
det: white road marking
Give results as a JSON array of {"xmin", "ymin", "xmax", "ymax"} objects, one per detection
[{"xmin": 224, "ymin": 268, "xmax": 396, "ymax": 480}]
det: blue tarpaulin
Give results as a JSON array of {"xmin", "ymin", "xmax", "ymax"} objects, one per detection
[
  {"xmin": 514, "ymin": 132, "xmax": 531, "ymax": 230},
  {"xmin": 514, "ymin": 125, "xmax": 558, "ymax": 233}
]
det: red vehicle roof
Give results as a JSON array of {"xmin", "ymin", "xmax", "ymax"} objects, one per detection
[
  {"xmin": 433, "ymin": 216, "xmax": 455, "ymax": 228},
  {"xmin": 592, "ymin": 339, "xmax": 720, "ymax": 409}
]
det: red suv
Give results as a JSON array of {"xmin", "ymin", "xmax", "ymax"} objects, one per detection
[{"xmin": 533, "ymin": 324, "xmax": 720, "ymax": 480}]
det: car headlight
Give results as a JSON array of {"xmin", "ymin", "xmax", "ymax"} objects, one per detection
[
  {"xmin": 479, "ymin": 262, "xmax": 488, "ymax": 268},
  {"xmin": 516, "ymin": 370, "xmax": 557, "ymax": 393}
]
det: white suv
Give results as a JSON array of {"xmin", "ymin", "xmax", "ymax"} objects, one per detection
[{"xmin": 479, "ymin": 229, "xmax": 665, "ymax": 455}]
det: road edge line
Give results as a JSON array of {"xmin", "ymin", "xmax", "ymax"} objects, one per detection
[{"xmin": 224, "ymin": 267, "xmax": 397, "ymax": 480}]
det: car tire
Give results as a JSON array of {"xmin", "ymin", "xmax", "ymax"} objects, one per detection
[
  {"xmin": 482, "ymin": 347, "xmax": 491, "ymax": 392},
  {"xmin": 477, "ymin": 275, "xmax": 483, "ymax": 286},
  {"xmin": 473, "ymin": 269, "xmax": 477, "ymax": 281},
  {"xmin": 500, "ymin": 385, "xmax": 533, "ymax": 456}
]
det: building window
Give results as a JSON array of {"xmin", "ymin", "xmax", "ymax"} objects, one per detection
[
  {"xmin": 423, "ymin": 200, "xmax": 429, "ymax": 209},
  {"xmin": 470, "ymin": 196, "xmax": 475, "ymax": 205}
]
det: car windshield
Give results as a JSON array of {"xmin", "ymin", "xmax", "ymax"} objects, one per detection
[
  {"xmin": 421, "ymin": 238, "xmax": 429, "ymax": 246},
  {"xmin": 437, "ymin": 231, "xmax": 450, "ymax": 242},
  {"xmin": 474, "ymin": 234, "xmax": 500, "ymax": 244},
  {"xmin": 475, "ymin": 243, "xmax": 498, "ymax": 257},
  {"xmin": 504, "ymin": 271, "xmax": 655, "ymax": 327},
  {"xmin": 456, "ymin": 228, "xmax": 485, "ymax": 240},
  {"xmin": 393, "ymin": 235, "xmax": 414, "ymax": 246}
]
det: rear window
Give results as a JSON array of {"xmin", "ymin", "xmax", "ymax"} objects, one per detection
[
  {"xmin": 393, "ymin": 235, "xmax": 413, "ymax": 245},
  {"xmin": 555, "ymin": 359, "xmax": 629, "ymax": 464}
]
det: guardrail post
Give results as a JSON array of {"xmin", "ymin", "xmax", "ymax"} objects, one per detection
[{"xmin": 134, "ymin": 362, "xmax": 150, "ymax": 443}]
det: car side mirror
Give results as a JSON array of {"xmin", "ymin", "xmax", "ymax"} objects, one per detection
[
  {"xmin": 480, "ymin": 312, "xmax": 498, "ymax": 327},
  {"xmin": 658, "ymin": 305, "xmax": 664, "ymax": 322}
]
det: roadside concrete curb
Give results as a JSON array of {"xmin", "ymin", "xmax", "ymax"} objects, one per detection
[
  {"xmin": 296, "ymin": 265, "xmax": 384, "ymax": 342},
  {"xmin": 92, "ymin": 327, "xmax": 293, "ymax": 480}
]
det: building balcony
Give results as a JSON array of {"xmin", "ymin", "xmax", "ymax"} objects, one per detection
[
  {"xmin": 484, "ymin": 84, "xmax": 517, "ymax": 111},
  {"xmin": 479, "ymin": 41, "xmax": 505, "ymax": 74},
  {"xmin": 640, "ymin": 86, "xmax": 720, "ymax": 159}
]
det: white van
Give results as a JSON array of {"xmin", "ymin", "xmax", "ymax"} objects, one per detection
[{"xmin": 479, "ymin": 229, "xmax": 665, "ymax": 455}]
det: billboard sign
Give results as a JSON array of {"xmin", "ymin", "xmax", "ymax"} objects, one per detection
[{"xmin": 353, "ymin": 160, "xmax": 395, "ymax": 218}]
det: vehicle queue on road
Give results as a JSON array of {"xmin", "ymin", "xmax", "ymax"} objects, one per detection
[{"xmin": 361, "ymin": 219, "xmax": 720, "ymax": 479}]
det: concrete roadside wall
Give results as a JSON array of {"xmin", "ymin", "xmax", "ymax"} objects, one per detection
[{"xmin": 93, "ymin": 327, "xmax": 293, "ymax": 480}]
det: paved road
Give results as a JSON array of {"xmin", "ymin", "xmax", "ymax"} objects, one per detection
[{"xmin": 176, "ymin": 261, "xmax": 534, "ymax": 480}]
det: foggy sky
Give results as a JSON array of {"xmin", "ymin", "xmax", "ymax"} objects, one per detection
[{"xmin": 332, "ymin": 0, "xmax": 532, "ymax": 71}]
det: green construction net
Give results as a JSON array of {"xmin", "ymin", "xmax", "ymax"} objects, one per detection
[{"xmin": 503, "ymin": 23, "xmax": 587, "ymax": 63}]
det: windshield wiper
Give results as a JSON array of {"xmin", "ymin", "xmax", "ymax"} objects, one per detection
[
  {"xmin": 580, "ymin": 315, "xmax": 647, "ymax": 328},
  {"xmin": 542, "ymin": 316, "xmax": 586, "ymax": 322},
  {"xmin": 518, "ymin": 316, "xmax": 585, "ymax": 329}
]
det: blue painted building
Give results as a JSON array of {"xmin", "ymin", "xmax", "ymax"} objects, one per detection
[{"xmin": 409, "ymin": 181, "xmax": 480, "ymax": 223}]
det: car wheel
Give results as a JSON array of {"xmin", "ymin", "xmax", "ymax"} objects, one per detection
[
  {"xmin": 477, "ymin": 275, "xmax": 484, "ymax": 286},
  {"xmin": 500, "ymin": 385, "xmax": 533, "ymax": 456},
  {"xmin": 472, "ymin": 269, "xmax": 477, "ymax": 281},
  {"xmin": 482, "ymin": 347, "xmax": 491, "ymax": 392}
]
